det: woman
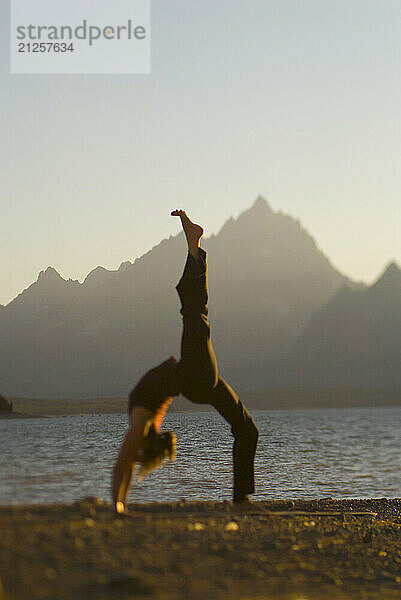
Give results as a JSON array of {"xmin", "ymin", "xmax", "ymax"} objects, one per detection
[{"xmin": 112, "ymin": 210, "xmax": 258, "ymax": 513}]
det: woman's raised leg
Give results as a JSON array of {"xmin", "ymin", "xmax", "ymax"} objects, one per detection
[{"xmin": 172, "ymin": 210, "xmax": 218, "ymax": 394}]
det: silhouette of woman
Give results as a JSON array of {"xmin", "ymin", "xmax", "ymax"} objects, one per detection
[{"xmin": 112, "ymin": 211, "xmax": 258, "ymax": 513}]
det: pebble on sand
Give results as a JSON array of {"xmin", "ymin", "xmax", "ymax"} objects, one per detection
[{"xmin": 188, "ymin": 522, "xmax": 205, "ymax": 531}]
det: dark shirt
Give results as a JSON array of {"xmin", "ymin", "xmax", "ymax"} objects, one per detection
[{"xmin": 128, "ymin": 356, "xmax": 180, "ymax": 416}]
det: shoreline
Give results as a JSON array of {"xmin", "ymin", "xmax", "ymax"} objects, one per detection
[
  {"xmin": 0, "ymin": 412, "xmax": 47, "ymax": 419},
  {"xmin": 1, "ymin": 498, "xmax": 400, "ymax": 600},
  {"xmin": 5, "ymin": 395, "xmax": 401, "ymax": 418}
]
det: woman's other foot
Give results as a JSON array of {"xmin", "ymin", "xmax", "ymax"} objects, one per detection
[{"xmin": 171, "ymin": 209, "xmax": 204, "ymax": 258}]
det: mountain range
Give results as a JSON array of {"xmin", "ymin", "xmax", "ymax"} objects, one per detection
[{"xmin": 0, "ymin": 197, "xmax": 399, "ymax": 404}]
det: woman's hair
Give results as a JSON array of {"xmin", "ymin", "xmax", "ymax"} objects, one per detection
[{"xmin": 138, "ymin": 422, "xmax": 176, "ymax": 481}]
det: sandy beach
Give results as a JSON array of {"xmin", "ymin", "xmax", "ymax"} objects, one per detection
[{"xmin": 1, "ymin": 498, "xmax": 400, "ymax": 600}]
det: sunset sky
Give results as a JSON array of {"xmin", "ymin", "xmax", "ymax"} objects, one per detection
[{"xmin": 1, "ymin": 0, "xmax": 400, "ymax": 305}]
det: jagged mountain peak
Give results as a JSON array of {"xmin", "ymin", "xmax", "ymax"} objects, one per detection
[
  {"xmin": 217, "ymin": 197, "xmax": 275, "ymax": 237},
  {"xmin": 37, "ymin": 266, "xmax": 63, "ymax": 283},
  {"xmin": 253, "ymin": 195, "xmax": 273, "ymax": 211},
  {"xmin": 84, "ymin": 266, "xmax": 113, "ymax": 283},
  {"xmin": 85, "ymin": 265, "xmax": 109, "ymax": 278},
  {"xmin": 238, "ymin": 195, "xmax": 273, "ymax": 220},
  {"xmin": 381, "ymin": 260, "xmax": 400, "ymax": 278},
  {"xmin": 118, "ymin": 261, "xmax": 132, "ymax": 272},
  {"xmin": 213, "ymin": 197, "xmax": 334, "ymax": 276},
  {"xmin": 35, "ymin": 267, "xmax": 81, "ymax": 291},
  {"xmin": 219, "ymin": 197, "xmax": 306, "ymax": 238},
  {"xmin": 371, "ymin": 261, "xmax": 401, "ymax": 291}
]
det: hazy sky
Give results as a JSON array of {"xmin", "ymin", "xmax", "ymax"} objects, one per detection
[{"xmin": 1, "ymin": 0, "xmax": 400, "ymax": 305}]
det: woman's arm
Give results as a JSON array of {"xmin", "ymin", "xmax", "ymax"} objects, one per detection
[
  {"xmin": 112, "ymin": 428, "xmax": 138, "ymax": 512},
  {"xmin": 111, "ymin": 407, "xmax": 154, "ymax": 513}
]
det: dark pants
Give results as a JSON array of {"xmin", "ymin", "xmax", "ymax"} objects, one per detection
[{"xmin": 176, "ymin": 249, "xmax": 258, "ymax": 502}]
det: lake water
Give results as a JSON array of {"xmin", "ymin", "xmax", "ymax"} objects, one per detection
[{"xmin": 0, "ymin": 408, "xmax": 400, "ymax": 505}]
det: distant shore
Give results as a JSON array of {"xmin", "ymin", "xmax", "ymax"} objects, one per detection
[
  {"xmin": 1, "ymin": 498, "xmax": 400, "ymax": 600},
  {"xmin": 10, "ymin": 397, "xmax": 128, "ymax": 417},
  {"xmin": 7, "ymin": 388, "xmax": 401, "ymax": 417},
  {"xmin": 0, "ymin": 412, "xmax": 41, "ymax": 419}
]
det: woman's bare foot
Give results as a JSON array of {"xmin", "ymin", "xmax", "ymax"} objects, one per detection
[{"xmin": 171, "ymin": 209, "xmax": 204, "ymax": 258}]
